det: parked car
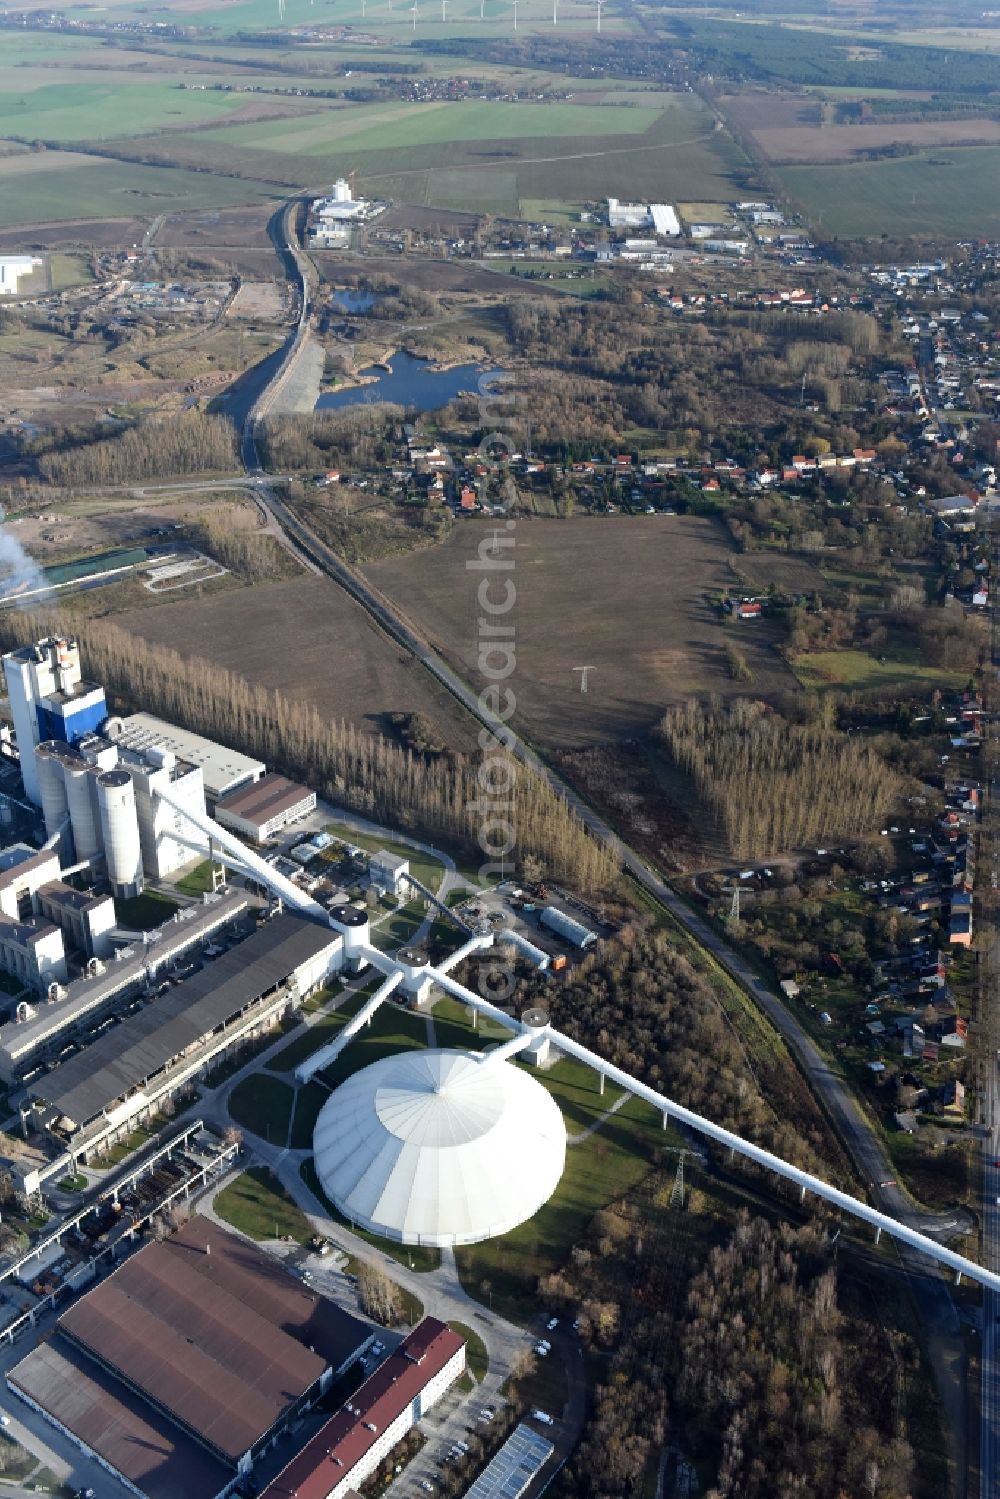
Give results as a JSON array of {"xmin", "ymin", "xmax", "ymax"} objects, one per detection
[
  {"xmin": 546, "ymin": 1317, "xmax": 559, "ymax": 1331},
  {"xmin": 532, "ymin": 1409, "xmax": 554, "ymax": 1426}
]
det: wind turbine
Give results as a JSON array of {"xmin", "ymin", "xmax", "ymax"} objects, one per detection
[
  {"xmin": 441, "ymin": 0, "xmax": 446, "ymax": 18},
  {"xmin": 552, "ymin": 0, "xmax": 558, "ymax": 22},
  {"xmin": 596, "ymin": 0, "xmax": 603, "ymax": 31},
  {"xmin": 411, "ymin": 0, "xmax": 418, "ymax": 27},
  {"xmin": 480, "ymin": 0, "xmax": 485, "ymax": 16},
  {"xmin": 512, "ymin": 0, "xmax": 517, "ymax": 28}
]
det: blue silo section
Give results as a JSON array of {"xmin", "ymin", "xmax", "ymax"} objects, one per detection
[{"xmin": 36, "ymin": 691, "xmax": 108, "ymax": 746}]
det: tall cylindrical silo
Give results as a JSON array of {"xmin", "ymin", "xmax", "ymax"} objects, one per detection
[
  {"xmin": 35, "ymin": 742, "xmax": 70, "ymax": 846},
  {"xmin": 64, "ymin": 761, "xmax": 102, "ymax": 866},
  {"xmin": 329, "ymin": 904, "xmax": 370, "ymax": 966},
  {"xmin": 97, "ymin": 770, "xmax": 143, "ymax": 898}
]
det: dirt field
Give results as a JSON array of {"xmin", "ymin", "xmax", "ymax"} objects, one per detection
[
  {"xmin": 0, "ymin": 217, "xmax": 146, "ymax": 250},
  {"xmin": 720, "ymin": 91, "xmax": 1000, "ymax": 163},
  {"xmin": 8, "ymin": 491, "xmax": 260, "ymax": 563},
  {"xmin": 720, "ymin": 93, "xmax": 823, "ymax": 133},
  {"xmin": 155, "ymin": 204, "xmax": 276, "ymax": 249},
  {"xmin": 117, "ymin": 574, "xmax": 480, "ymax": 750},
  {"xmin": 755, "ymin": 117, "xmax": 1000, "ymax": 164},
  {"xmin": 378, "ymin": 204, "xmax": 480, "ymax": 235},
  {"xmin": 364, "ymin": 515, "xmax": 799, "ymax": 748},
  {"xmin": 312, "ymin": 252, "xmax": 568, "ymax": 298},
  {"xmin": 730, "ymin": 552, "xmax": 827, "ymax": 594}
]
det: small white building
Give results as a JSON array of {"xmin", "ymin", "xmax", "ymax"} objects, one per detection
[{"xmin": 369, "ymin": 848, "xmax": 410, "ymax": 896}]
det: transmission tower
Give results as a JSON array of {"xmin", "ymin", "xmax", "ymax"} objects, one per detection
[{"xmin": 669, "ymin": 1150, "xmax": 685, "ymax": 1208}]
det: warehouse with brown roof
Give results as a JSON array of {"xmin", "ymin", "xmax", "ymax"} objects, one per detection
[
  {"xmin": 7, "ymin": 1218, "xmax": 373, "ymax": 1499},
  {"xmin": 262, "ymin": 1318, "xmax": 465, "ymax": 1499},
  {"xmin": 215, "ymin": 774, "xmax": 316, "ymax": 843}
]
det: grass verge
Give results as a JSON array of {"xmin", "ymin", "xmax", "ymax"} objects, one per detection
[
  {"xmin": 214, "ymin": 1165, "xmax": 312, "ymax": 1245},
  {"xmin": 228, "ymin": 1074, "xmax": 295, "ymax": 1143}
]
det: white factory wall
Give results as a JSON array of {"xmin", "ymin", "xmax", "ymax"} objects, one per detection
[
  {"xmin": 132, "ymin": 763, "xmax": 207, "ymax": 879},
  {"xmin": 0, "ymin": 850, "xmax": 61, "ymax": 921}
]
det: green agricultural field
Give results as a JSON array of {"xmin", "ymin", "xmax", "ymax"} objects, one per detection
[
  {"xmin": 0, "ymin": 159, "xmax": 283, "ymax": 229},
  {"xmin": 0, "ymin": 81, "xmax": 290, "ymax": 144},
  {"xmin": 116, "ymin": 0, "xmax": 636, "ymax": 35},
  {"xmin": 210, "ymin": 98, "xmax": 665, "ymax": 157},
  {"xmin": 777, "ymin": 146, "xmax": 1000, "ymax": 238}
]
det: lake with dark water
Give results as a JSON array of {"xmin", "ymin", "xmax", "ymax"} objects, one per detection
[
  {"xmin": 315, "ymin": 351, "xmax": 503, "ymax": 414},
  {"xmin": 331, "ymin": 289, "xmax": 377, "ymax": 313}
]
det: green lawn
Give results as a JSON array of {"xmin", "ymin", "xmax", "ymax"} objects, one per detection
[
  {"xmin": 315, "ymin": 1002, "xmax": 428, "ymax": 1092},
  {"xmin": 372, "ymin": 899, "xmax": 427, "ymax": 953},
  {"xmin": 58, "ymin": 1173, "xmax": 87, "ymax": 1192},
  {"xmin": 228, "ymin": 1075, "xmax": 295, "ymax": 1143},
  {"xmin": 448, "ymin": 1321, "xmax": 488, "ymax": 1382},
  {"xmin": 777, "ymin": 147, "xmax": 1000, "ymax": 239},
  {"xmin": 430, "ymin": 995, "xmax": 511, "ymax": 1051},
  {"xmin": 267, "ymin": 985, "xmax": 373, "ymax": 1072},
  {"xmin": 175, "ymin": 858, "xmax": 218, "ymax": 897},
  {"xmin": 290, "ymin": 1081, "xmax": 329, "ymax": 1150},
  {"xmin": 791, "ymin": 648, "xmax": 969, "ymax": 692},
  {"xmin": 114, "ymin": 889, "xmax": 179, "ymax": 930},
  {"xmin": 300, "ymin": 1158, "xmax": 441, "ymax": 1272},
  {"xmin": 455, "ymin": 1059, "xmax": 669, "ymax": 1320},
  {"xmin": 214, "ymin": 1166, "xmax": 313, "ymax": 1245},
  {"xmin": 91, "ymin": 1112, "xmax": 171, "ymax": 1169}
]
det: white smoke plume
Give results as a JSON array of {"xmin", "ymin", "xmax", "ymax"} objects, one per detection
[{"xmin": 0, "ymin": 503, "xmax": 52, "ymax": 607}]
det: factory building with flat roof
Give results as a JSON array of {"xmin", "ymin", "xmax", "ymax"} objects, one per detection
[
  {"xmin": 8, "ymin": 1217, "xmax": 373, "ymax": 1499},
  {"xmin": 116, "ymin": 714, "xmax": 265, "ymax": 804},
  {"xmin": 26, "ymin": 913, "xmax": 342, "ymax": 1143},
  {"xmin": 215, "ymin": 774, "xmax": 316, "ymax": 843},
  {"xmin": 0, "ymin": 890, "xmax": 250, "ymax": 1092}
]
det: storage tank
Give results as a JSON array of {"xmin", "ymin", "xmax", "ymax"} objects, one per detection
[
  {"xmin": 97, "ymin": 769, "xmax": 143, "ymax": 898},
  {"xmin": 35, "ymin": 742, "xmax": 70, "ymax": 845},
  {"xmin": 539, "ymin": 904, "xmax": 597, "ymax": 950},
  {"xmin": 328, "ymin": 903, "xmax": 370, "ymax": 963},
  {"xmin": 64, "ymin": 761, "xmax": 101, "ymax": 866}
]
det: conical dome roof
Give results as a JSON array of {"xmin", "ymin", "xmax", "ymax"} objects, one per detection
[{"xmin": 312, "ymin": 1049, "xmax": 566, "ymax": 1247}]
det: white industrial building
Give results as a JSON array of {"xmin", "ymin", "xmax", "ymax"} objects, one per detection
[
  {"xmin": 3, "ymin": 638, "xmax": 108, "ymax": 804},
  {"xmin": 607, "ymin": 198, "xmax": 680, "ymax": 236},
  {"xmin": 262, "ymin": 1319, "xmax": 465, "ymax": 1499},
  {"xmin": 35, "ymin": 733, "xmax": 208, "ymax": 898},
  {"xmin": 312, "ymin": 1048, "xmax": 567, "ymax": 1247},
  {"xmin": 0, "ymin": 256, "xmax": 41, "ymax": 296},
  {"xmin": 114, "ymin": 713, "xmax": 264, "ymax": 804}
]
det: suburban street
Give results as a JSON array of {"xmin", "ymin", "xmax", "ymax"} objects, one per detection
[{"xmin": 980, "ymin": 541, "xmax": 1000, "ymax": 1499}]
